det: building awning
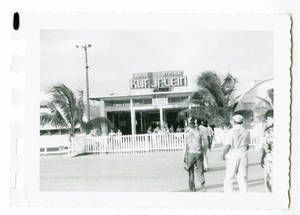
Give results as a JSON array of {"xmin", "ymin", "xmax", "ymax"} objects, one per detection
[{"xmin": 90, "ymin": 91, "xmax": 195, "ymax": 101}]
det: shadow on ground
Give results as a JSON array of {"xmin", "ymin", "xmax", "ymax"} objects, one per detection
[{"xmin": 174, "ymin": 178, "xmax": 265, "ymax": 192}]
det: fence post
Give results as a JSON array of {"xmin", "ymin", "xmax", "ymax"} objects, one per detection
[{"xmin": 145, "ymin": 134, "xmax": 150, "ymax": 152}]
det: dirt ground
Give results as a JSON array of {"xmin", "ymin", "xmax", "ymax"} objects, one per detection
[{"xmin": 40, "ymin": 147, "xmax": 265, "ymax": 192}]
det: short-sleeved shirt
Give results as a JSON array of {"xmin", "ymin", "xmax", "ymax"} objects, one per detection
[
  {"xmin": 224, "ymin": 125, "xmax": 250, "ymax": 152},
  {"xmin": 263, "ymin": 125, "xmax": 273, "ymax": 154},
  {"xmin": 185, "ymin": 128, "xmax": 202, "ymax": 153}
]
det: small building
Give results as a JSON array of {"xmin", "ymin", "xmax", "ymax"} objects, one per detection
[{"xmin": 90, "ymin": 71, "xmax": 194, "ymax": 134}]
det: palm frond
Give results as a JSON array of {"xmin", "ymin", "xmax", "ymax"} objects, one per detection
[
  {"xmin": 85, "ymin": 117, "xmax": 114, "ymax": 134},
  {"xmin": 256, "ymin": 96, "xmax": 273, "ymax": 108},
  {"xmin": 40, "ymin": 112, "xmax": 68, "ymax": 128},
  {"xmin": 196, "ymin": 71, "xmax": 226, "ymax": 107},
  {"xmin": 193, "ymin": 71, "xmax": 238, "ymax": 127},
  {"xmin": 221, "ymin": 73, "xmax": 237, "ymax": 96},
  {"xmin": 191, "ymin": 89, "xmax": 217, "ymax": 106},
  {"xmin": 50, "ymin": 84, "xmax": 77, "ymax": 124},
  {"xmin": 41, "ymin": 84, "xmax": 81, "ymax": 135},
  {"xmin": 267, "ymin": 89, "xmax": 274, "ymax": 105},
  {"xmin": 42, "ymin": 101, "xmax": 71, "ymax": 127},
  {"xmin": 74, "ymin": 89, "xmax": 85, "ymax": 125}
]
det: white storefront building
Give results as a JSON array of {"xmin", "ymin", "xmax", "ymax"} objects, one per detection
[{"xmin": 90, "ymin": 70, "xmax": 195, "ymax": 135}]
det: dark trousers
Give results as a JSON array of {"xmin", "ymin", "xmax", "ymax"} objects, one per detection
[{"xmin": 186, "ymin": 152, "xmax": 205, "ymax": 191}]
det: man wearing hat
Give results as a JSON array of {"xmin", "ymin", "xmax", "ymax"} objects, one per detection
[
  {"xmin": 184, "ymin": 118, "xmax": 206, "ymax": 192},
  {"xmin": 222, "ymin": 114, "xmax": 251, "ymax": 192}
]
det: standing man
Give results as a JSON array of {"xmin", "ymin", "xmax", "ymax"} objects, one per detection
[
  {"xmin": 184, "ymin": 118, "xmax": 206, "ymax": 192},
  {"xmin": 207, "ymin": 124, "xmax": 214, "ymax": 151},
  {"xmin": 260, "ymin": 110, "xmax": 274, "ymax": 192},
  {"xmin": 222, "ymin": 114, "xmax": 251, "ymax": 193},
  {"xmin": 199, "ymin": 120, "xmax": 209, "ymax": 171}
]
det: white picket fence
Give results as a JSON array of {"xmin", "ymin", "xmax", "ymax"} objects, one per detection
[
  {"xmin": 40, "ymin": 135, "xmax": 70, "ymax": 155},
  {"xmin": 69, "ymin": 129, "xmax": 260, "ymax": 156},
  {"xmin": 39, "ymin": 128, "xmax": 260, "ymax": 156},
  {"xmin": 69, "ymin": 133, "xmax": 186, "ymax": 156}
]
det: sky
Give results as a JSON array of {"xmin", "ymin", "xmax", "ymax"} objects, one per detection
[{"xmin": 40, "ymin": 30, "xmax": 273, "ymax": 98}]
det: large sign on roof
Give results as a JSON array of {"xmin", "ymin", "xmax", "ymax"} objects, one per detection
[{"xmin": 130, "ymin": 71, "xmax": 187, "ymax": 89}]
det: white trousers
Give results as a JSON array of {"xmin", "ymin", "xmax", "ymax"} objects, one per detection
[
  {"xmin": 224, "ymin": 150, "xmax": 248, "ymax": 193},
  {"xmin": 264, "ymin": 153, "xmax": 272, "ymax": 192},
  {"xmin": 203, "ymin": 142, "xmax": 209, "ymax": 169}
]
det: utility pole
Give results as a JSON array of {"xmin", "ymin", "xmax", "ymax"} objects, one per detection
[{"xmin": 76, "ymin": 44, "xmax": 92, "ymax": 121}]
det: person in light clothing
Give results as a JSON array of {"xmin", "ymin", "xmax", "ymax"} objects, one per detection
[
  {"xmin": 184, "ymin": 118, "xmax": 206, "ymax": 192},
  {"xmin": 198, "ymin": 120, "xmax": 209, "ymax": 171},
  {"xmin": 260, "ymin": 110, "xmax": 274, "ymax": 192},
  {"xmin": 207, "ymin": 124, "xmax": 214, "ymax": 151},
  {"xmin": 222, "ymin": 114, "xmax": 251, "ymax": 193}
]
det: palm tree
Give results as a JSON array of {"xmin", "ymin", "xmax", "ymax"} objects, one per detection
[
  {"xmin": 256, "ymin": 88, "xmax": 274, "ymax": 110},
  {"xmin": 82, "ymin": 117, "xmax": 114, "ymax": 135},
  {"xmin": 191, "ymin": 71, "xmax": 238, "ymax": 127},
  {"xmin": 235, "ymin": 80, "xmax": 273, "ymax": 121},
  {"xmin": 40, "ymin": 84, "xmax": 84, "ymax": 141}
]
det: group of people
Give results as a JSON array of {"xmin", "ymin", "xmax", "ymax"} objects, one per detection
[
  {"xmin": 183, "ymin": 110, "xmax": 274, "ymax": 193},
  {"xmin": 147, "ymin": 124, "xmax": 184, "ymax": 134},
  {"xmin": 108, "ymin": 129, "xmax": 122, "ymax": 137}
]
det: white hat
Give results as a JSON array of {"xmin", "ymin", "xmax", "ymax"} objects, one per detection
[{"xmin": 232, "ymin": 114, "xmax": 244, "ymax": 123}]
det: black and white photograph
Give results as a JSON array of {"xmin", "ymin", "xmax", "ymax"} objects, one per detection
[
  {"xmin": 40, "ymin": 29, "xmax": 276, "ymax": 193},
  {"xmin": 8, "ymin": 13, "xmax": 291, "ymax": 209}
]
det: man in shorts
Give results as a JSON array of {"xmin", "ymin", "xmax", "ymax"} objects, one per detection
[{"xmin": 184, "ymin": 118, "xmax": 206, "ymax": 192}]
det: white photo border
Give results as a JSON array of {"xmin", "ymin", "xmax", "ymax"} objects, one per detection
[{"xmin": 10, "ymin": 13, "xmax": 291, "ymax": 209}]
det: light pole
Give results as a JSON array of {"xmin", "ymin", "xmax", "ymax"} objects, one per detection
[{"xmin": 76, "ymin": 44, "xmax": 92, "ymax": 121}]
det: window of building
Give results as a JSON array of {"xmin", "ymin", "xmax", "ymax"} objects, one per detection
[
  {"xmin": 105, "ymin": 100, "xmax": 130, "ymax": 107},
  {"xmin": 168, "ymin": 96, "xmax": 188, "ymax": 103},
  {"xmin": 133, "ymin": 99, "xmax": 152, "ymax": 105},
  {"xmin": 153, "ymin": 94, "xmax": 167, "ymax": 99}
]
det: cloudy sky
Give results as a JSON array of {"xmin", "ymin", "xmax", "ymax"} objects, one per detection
[{"xmin": 41, "ymin": 30, "xmax": 273, "ymax": 97}]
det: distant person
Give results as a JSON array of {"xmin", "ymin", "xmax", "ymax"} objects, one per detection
[
  {"xmin": 207, "ymin": 124, "xmax": 214, "ymax": 151},
  {"xmin": 153, "ymin": 125, "xmax": 161, "ymax": 133},
  {"xmin": 108, "ymin": 129, "xmax": 116, "ymax": 136},
  {"xmin": 162, "ymin": 123, "xmax": 169, "ymax": 133},
  {"xmin": 116, "ymin": 129, "xmax": 122, "ymax": 144},
  {"xmin": 116, "ymin": 129, "xmax": 122, "ymax": 136},
  {"xmin": 260, "ymin": 110, "xmax": 274, "ymax": 192},
  {"xmin": 198, "ymin": 120, "xmax": 210, "ymax": 171},
  {"xmin": 184, "ymin": 118, "xmax": 206, "ymax": 192},
  {"xmin": 222, "ymin": 114, "xmax": 251, "ymax": 193},
  {"xmin": 169, "ymin": 125, "xmax": 174, "ymax": 133},
  {"xmin": 147, "ymin": 126, "xmax": 152, "ymax": 134}
]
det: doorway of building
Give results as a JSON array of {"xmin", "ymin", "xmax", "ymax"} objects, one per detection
[
  {"xmin": 135, "ymin": 108, "xmax": 185, "ymax": 134},
  {"xmin": 135, "ymin": 110, "xmax": 160, "ymax": 134},
  {"xmin": 107, "ymin": 111, "xmax": 131, "ymax": 135},
  {"xmin": 164, "ymin": 108, "xmax": 185, "ymax": 131}
]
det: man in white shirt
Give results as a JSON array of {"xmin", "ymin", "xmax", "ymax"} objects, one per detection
[
  {"xmin": 184, "ymin": 118, "xmax": 206, "ymax": 192},
  {"xmin": 222, "ymin": 114, "xmax": 251, "ymax": 193}
]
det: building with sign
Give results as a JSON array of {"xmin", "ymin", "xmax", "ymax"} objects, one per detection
[{"xmin": 90, "ymin": 70, "xmax": 194, "ymax": 135}]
